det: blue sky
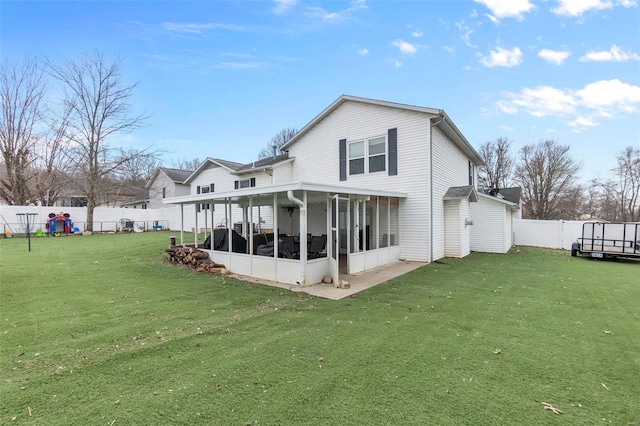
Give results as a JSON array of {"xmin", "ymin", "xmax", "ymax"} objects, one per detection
[{"xmin": 2, "ymin": 0, "xmax": 639, "ymax": 181}]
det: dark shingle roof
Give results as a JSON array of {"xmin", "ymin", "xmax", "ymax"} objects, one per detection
[
  {"xmin": 160, "ymin": 168, "xmax": 192, "ymax": 183},
  {"xmin": 235, "ymin": 153, "xmax": 290, "ymax": 173},
  {"xmin": 484, "ymin": 187, "xmax": 521, "ymax": 204},
  {"xmin": 443, "ymin": 185, "xmax": 478, "ymax": 201}
]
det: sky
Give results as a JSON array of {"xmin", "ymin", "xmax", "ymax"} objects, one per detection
[{"xmin": 2, "ymin": 0, "xmax": 639, "ymax": 182}]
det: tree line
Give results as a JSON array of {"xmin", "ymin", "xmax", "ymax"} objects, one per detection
[{"xmin": 478, "ymin": 137, "xmax": 640, "ymax": 222}]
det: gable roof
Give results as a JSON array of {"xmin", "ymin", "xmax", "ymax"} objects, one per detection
[
  {"xmin": 281, "ymin": 95, "xmax": 484, "ymax": 165},
  {"xmin": 145, "ymin": 167, "xmax": 192, "ymax": 189},
  {"xmin": 184, "ymin": 157, "xmax": 245, "ymax": 184}
]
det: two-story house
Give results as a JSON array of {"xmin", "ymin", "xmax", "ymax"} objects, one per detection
[{"xmin": 164, "ymin": 95, "xmax": 516, "ymax": 286}]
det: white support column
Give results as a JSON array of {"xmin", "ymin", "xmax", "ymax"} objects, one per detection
[
  {"xmin": 227, "ymin": 198, "xmax": 232, "ymax": 254},
  {"xmin": 194, "ymin": 204, "xmax": 199, "ymax": 247},
  {"xmin": 387, "ymin": 197, "xmax": 391, "ymax": 247},
  {"xmin": 298, "ymin": 191, "xmax": 308, "ymax": 286},
  {"xmin": 180, "ymin": 204, "xmax": 184, "ymax": 245},
  {"xmin": 362, "ymin": 200, "xmax": 367, "ymax": 251},
  {"xmin": 249, "ymin": 197, "xmax": 254, "ymax": 255},
  {"xmin": 376, "ymin": 196, "xmax": 380, "ymax": 249},
  {"xmin": 353, "ymin": 199, "xmax": 360, "ymax": 253},
  {"xmin": 273, "ymin": 193, "xmax": 278, "ymax": 259}
]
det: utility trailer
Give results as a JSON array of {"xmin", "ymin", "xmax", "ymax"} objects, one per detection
[{"xmin": 571, "ymin": 222, "xmax": 640, "ymax": 259}]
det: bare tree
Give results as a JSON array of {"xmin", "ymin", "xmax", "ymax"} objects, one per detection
[
  {"xmin": 171, "ymin": 157, "xmax": 201, "ymax": 171},
  {"xmin": 0, "ymin": 58, "xmax": 45, "ymax": 205},
  {"xmin": 258, "ymin": 127, "xmax": 298, "ymax": 159},
  {"xmin": 48, "ymin": 52, "xmax": 149, "ymax": 230},
  {"xmin": 478, "ymin": 137, "xmax": 514, "ymax": 189},
  {"xmin": 592, "ymin": 147, "xmax": 640, "ymax": 221},
  {"xmin": 514, "ymin": 139, "xmax": 582, "ymax": 220}
]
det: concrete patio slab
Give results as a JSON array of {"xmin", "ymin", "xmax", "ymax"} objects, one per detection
[{"xmin": 230, "ymin": 260, "xmax": 427, "ymax": 300}]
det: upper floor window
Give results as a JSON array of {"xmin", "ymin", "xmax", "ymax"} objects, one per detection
[
  {"xmin": 235, "ymin": 178, "xmax": 256, "ymax": 189},
  {"xmin": 348, "ymin": 136, "xmax": 386, "ymax": 176}
]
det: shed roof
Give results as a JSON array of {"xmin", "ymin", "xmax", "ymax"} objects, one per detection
[{"xmin": 443, "ymin": 185, "xmax": 478, "ymax": 202}]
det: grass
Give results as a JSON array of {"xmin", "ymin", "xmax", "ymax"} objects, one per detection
[{"xmin": 0, "ymin": 232, "xmax": 638, "ymax": 425}]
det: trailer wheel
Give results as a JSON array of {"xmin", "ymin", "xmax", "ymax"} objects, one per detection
[{"xmin": 571, "ymin": 248, "xmax": 578, "ymax": 257}]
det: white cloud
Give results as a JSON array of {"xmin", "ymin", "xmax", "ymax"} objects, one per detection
[
  {"xmin": 479, "ymin": 46, "xmax": 522, "ymax": 67},
  {"xmin": 392, "ymin": 39, "xmax": 418, "ymax": 56},
  {"xmin": 386, "ymin": 59, "xmax": 403, "ymax": 68},
  {"xmin": 455, "ymin": 21, "xmax": 476, "ymax": 48},
  {"xmin": 577, "ymin": 79, "xmax": 640, "ymax": 113},
  {"xmin": 485, "ymin": 14, "xmax": 500, "ymax": 24},
  {"xmin": 442, "ymin": 45, "xmax": 456, "ymax": 54},
  {"xmin": 538, "ymin": 49, "xmax": 572, "ymax": 65},
  {"xmin": 304, "ymin": 0, "xmax": 367, "ymax": 22},
  {"xmin": 357, "ymin": 48, "xmax": 369, "ymax": 56},
  {"xmin": 579, "ymin": 45, "xmax": 640, "ymax": 62},
  {"xmin": 162, "ymin": 22, "xmax": 249, "ymax": 34},
  {"xmin": 499, "ymin": 85, "xmax": 577, "ymax": 116},
  {"xmin": 552, "ymin": 0, "xmax": 613, "ymax": 17},
  {"xmin": 473, "ymin": 0, "xmax": 535, "ymax": 20},
  {"xmin": 568, "ymin": 116, "xmax": 598, "ymax": 131},
  {"xmin": 497, "ymin": 79, "xmax": 640, "ymax": 131},
  {"xmin": 273, "ymin": 0, "xmax": 296, "ymax": 15},
  {"xmin": 411, "ymin": 30, "xmax": 424, "ymax": 38}
]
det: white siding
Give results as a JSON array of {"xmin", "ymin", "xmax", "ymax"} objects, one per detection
[
  {"xmin": 444, "ymin": 201, "xmax": 460, "ymax": 257},
  {"xmin": 287, "ymin": 101, "xmax": 433, "ymax": 262},
  {"xmin": 460, "ymin": 199, "xmax": 471, "ymax": 257},
  {"xmin": 272, "ymin": 162, "xmax": 292, "ymax": 184},
  {"xmin": 431, "ymin": 127, "xmax": 473, "ymax": 260},
  {"xmin": 444, "ymin": 199, "xmax": 471, "ymax": 258},
  {"xmin": 148, "ymin": 173, "xmax": 190, "ymax": 209},
  {"xmin": 470, "ymin": 195, "xmax": 510, "ymax": 253}
]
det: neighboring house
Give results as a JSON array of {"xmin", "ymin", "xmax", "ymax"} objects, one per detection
[
  {"xmin": 146, "ymin": 167, "xmax": 192, "ymax": 209},
  {"xmin": 165, "ymin": 95, "xmax": 493, "ymax": 286},
  {"xmin": 120, "ymin": 199, "xmax": 148, "ymax": 209}
]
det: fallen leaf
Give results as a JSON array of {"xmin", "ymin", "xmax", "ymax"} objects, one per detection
[
  {"xmin": 601, "ymin": 383, "xmax": 609, "ymax": 390},
  {"xmin": 216, "ymin": 384, "xmax": 222, "ymax": 391},
  {"xmin": 28, "ymin": 406, "xmax": 32, "ymax": 416},
  {"xmin": 542, "ymin": 402, "xmax": 563, "ymax": 415},
  {"xmin": 493, "ymin": 349, "xmax": 501, "ymax": 355},
  {"xmin": 603, "ymin": 330, "xmax": 612, "ymax": 335}
]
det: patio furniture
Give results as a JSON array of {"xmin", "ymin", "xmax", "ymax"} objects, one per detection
[{"xmin": 308, "ymin": 235, "xmax": 327, "ymax": 258}]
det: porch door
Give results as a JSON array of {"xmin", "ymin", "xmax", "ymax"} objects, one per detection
[{"xmin": 330, "ymin": 195, "xmax": 349, "ymax": 285}]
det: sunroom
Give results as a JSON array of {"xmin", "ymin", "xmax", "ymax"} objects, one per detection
[{"xmin": 164, "ymin": 182, "xmax": 406, "ymax": 286}]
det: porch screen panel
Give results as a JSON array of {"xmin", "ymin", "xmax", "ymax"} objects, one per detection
[
  {"xmin": 379, "ymin": 197, "xmax": 389, "ymax": 248},
  {"xmin": 367, "ymin": 196, "xmax": 378, "ymax": 249},
  {"xmin": 390, "ymin": 197, "xmax": 399, "ymax": 246}
]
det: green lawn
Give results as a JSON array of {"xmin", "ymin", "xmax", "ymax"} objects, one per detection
[{"xmin": 1, "ymin": 233, "xmax": 638, "ymax": 425}]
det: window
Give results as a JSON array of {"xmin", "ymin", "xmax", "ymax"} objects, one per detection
[
  {"xmin": 235, "ymin": 178, "xmax": 256, "ymax": 189},
  {"xmin": 349, "ymin": 141, "xmax": 365, "ymax": 175},
  {"xmin": 162, "ymin": 187, "xmax": 166, "ymax": 198},
  {"xmin": 201, "ymin": 186, "xmax": 210, "ymax": 194},
  {"xmin": 368, "ymin": 137, "xmax": 386, "ymax": 173},
  {"xmin": 468, "ymin": 161, "xmax": 474, "ymax": 186},
  {"xmin": 348, "ymin": 136, "xmax": 386, "ymax": 175}
]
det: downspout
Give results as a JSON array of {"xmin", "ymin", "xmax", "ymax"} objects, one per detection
[
  {"xmin": 430, "ymin": 114, "xmax": 445, "ymax": 263},
  {"xmin": 287, "ymin": 190, "xmax": 307, "ymax": 285}
]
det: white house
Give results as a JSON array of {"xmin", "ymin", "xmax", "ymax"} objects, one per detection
[
  {"xmin": 146, "ymin": 167, "xmax": 192, "ymax": 209},
  {"xmin": 164, "ymin": 95, "xmax": 490, "ymax": 286}
]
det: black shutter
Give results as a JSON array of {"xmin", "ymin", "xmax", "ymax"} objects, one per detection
[
  {"xmin": 210, "ymin": 183, "xmax": 215, "ymax": 192},
  {"xmin": 388, "ymin": 128, "xmax": 397, "ymax": 176},
  {"xmin": 196, "ymin": 185, "xmax": 201, "ymax": 194},
  {"xmin": 339, "ymin": 139, "xmax": 347, "ymax": 181},
  {"xmin": 234, "ymin": 180, "xmax": 239, "ymax": 190},
  {"xmin": 250, "ymin": 177, "xmax": 256, "ymax": 187}
]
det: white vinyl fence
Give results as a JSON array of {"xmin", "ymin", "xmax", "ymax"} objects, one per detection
[
  {"xmin": 0, "ymin": 204, "xmax": 197, "ymax": 235},
  {"xmin": 513, "ymin": 219, "xmax": 592, "ymax": 250}
]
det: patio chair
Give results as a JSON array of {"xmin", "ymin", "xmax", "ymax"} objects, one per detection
[
  {"xmin": 308, "ymin": 235, "xmax": 326, "ymax": 258},
  {"xmin": 279, "ymin": 236, "xmax": 298, "ymax": 259}
]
